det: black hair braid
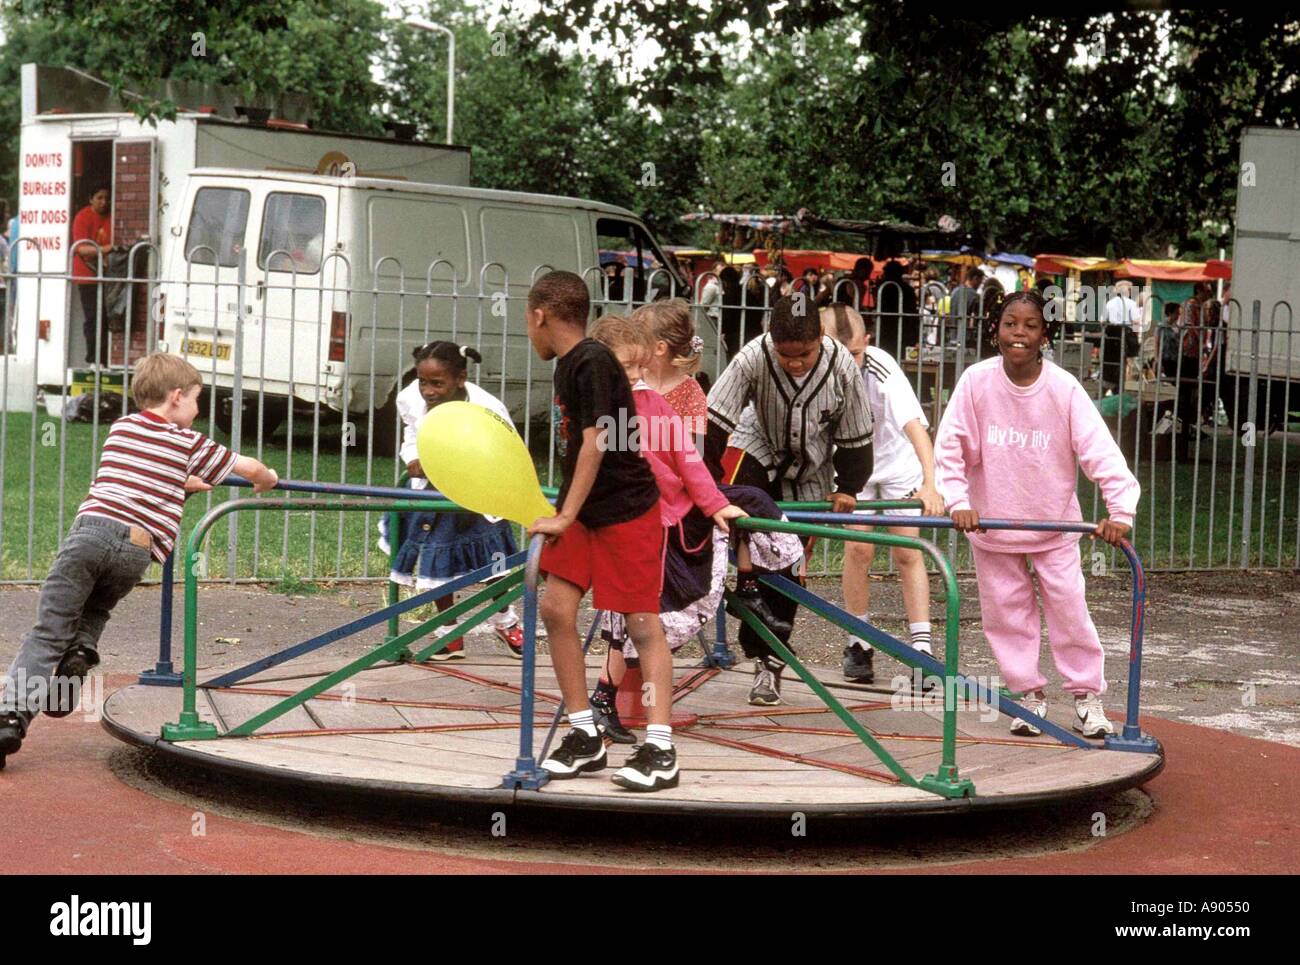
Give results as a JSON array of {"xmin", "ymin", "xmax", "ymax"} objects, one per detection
[{"xmin": 411, "ymin": 340, "xmax": 482, "ymax": 373}]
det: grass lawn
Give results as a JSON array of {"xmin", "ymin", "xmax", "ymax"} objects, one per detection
[
  {"xmin": 790, "ymin": 428, "xmax": 1300, "ymax": 578},
  {"xmin": 3, "ymin": 407, "xmax": 1298, "ymax": 583},
  {"xmin": 0, "ymin": 409, "xmax": 423, "ymax": 583}
]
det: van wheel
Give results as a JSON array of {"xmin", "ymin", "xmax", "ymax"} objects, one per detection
[
  {"xmin": 368, "ymin": 387, "xmax": 401, "ymax": 459},
  {"xmin": 214, "ymin": 395, "xmax": 288, "ymax": 443}
]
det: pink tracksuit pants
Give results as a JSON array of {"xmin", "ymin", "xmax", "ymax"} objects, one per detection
[{"xmin": 970, "ymin": 541, "xmax": 1106, "ymax": 696}]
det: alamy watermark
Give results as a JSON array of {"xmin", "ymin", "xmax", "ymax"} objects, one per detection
[
  {"xmin": 0, "ymin": 668, "xmax": 105, "ymax": 722},
  {"xmin": 595, "ymin": 408, "xmax": 707, "ymax": 459},
  {"xmin": 50, "ymin": 895, "xmax": 151, "ymax": 945},
  {"xmin": 889, "ymin": 669, "xmax": 1003, "ymax": 723}
]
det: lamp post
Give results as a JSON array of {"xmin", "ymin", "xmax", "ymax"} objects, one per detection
[{"xmin": 405, "ymin": 17, "xmax": 455, "ymax": 144}]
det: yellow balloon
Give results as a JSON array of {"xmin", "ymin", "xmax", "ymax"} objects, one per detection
[{"xmin": 416, "ymin": 401, "xmax": 555, "ymax": 528}]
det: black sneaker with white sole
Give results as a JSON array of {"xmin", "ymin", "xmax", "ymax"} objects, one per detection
[
  {"xmin": 611, "ymin": 743, "xmax": 679, "ymax": 792},
  {"xmin": 541, "ymin": 728, "xmax": 607, "ymax": 778}
]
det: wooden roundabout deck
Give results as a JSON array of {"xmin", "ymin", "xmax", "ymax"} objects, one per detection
[{"xmin": 103, "ymin": 653, "xmax": 1164, "ymax": 818}]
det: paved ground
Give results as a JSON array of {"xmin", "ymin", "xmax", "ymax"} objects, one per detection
[
  {"xmin": 0, "ymin": 679, "xmax": 1295, "ymax": 873},
  {"xmin": 5, "ymin": 568, "xmax": 1293, "ymax": 744},
  {"xmin": 1, "ymin": 570, "xmax": 1297, "ymax": 872}
]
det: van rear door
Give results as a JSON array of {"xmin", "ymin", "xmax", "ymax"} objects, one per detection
[
  {"xmin": 170, "ymin": 183, "xmax": 251, "ymax": 377},
  {"xmin": 245, "ymin": 186, "xmax": 337, "ymax": 404}
]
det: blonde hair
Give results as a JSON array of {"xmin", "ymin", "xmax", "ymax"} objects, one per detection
[
  {"xmin": 631, "ymin": 298, "xmax": 701, "ymax": 373},
  {"xmin": 819, "ymin": 303, "xmax": 867, "ymax": 348},
  {"xmin": 590, "ymin": 314, "xmax": 655, "ymax": 360},
  {"xmin": 132, "ymin": 353, "xmax": 203, "ymax": 408}
]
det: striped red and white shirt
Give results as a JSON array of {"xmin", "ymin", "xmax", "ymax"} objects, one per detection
[{"xmin": 78, "ymin": 411, "xmax": 238, "ymax": 562}]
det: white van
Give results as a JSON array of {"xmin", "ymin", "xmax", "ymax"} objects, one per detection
[
  {"xmin": 8, "ymin": 63, "xmax": 470, "ymax": 411},
  {"xmin": 158, "ymin": 168, "xmax": 694, "ymax": 453}
]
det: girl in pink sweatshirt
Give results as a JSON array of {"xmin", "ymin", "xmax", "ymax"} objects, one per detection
[
  {"xmin": 934, "ymin": 291, "xmax": 1140, "ymax": 738},
  {"xmin": 586, "ymin": 316, "xmax": 804, "ymax": 740}
]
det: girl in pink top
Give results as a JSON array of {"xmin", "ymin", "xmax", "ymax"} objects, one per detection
[
  {"xmin": 587, "ymin": 315, "xmax": 802, "ymax": 742},
  {"xmin": 631, "ymin": 299, "xmax": 709, "ymax": 450},
  {"xmin": 934, "ymin": 291, "xmax": 1140, "ymax": 739}
]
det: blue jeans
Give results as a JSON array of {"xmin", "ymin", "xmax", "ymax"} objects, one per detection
[{"xmin": 2, "ymin": 515, "xmax": 152, "ymax": 723}]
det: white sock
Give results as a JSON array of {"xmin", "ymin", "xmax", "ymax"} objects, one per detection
[
  {"xmin": 646, "ymin": 723, "xmax": 673, "ymax": 750},
  {"xmin": 569, "ymin": 708, "xmax": 598, "ymax": 737},
  {"xmin": 849, "ymin": 612, "xmax": 872, "ymax": 652},
  {"xmin": 910, "ymin": 622, "xmax": 932, "ymax": 654},
  {"xmin": 489, "ymin": 607, "xmax": 519, "ymax": 629}
]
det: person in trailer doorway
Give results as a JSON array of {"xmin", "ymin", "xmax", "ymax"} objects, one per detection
[{"xmin": 71, "ymin": 185, "xmax": 112, "ymax": 366}]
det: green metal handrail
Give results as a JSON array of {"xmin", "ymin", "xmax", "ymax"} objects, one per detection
[
  {"xmin": 731, "ymin": 516, "xmax": 972, "ymax": 797},
  {"xmin": 161, "ymin": 494, "xmax": 506, "ymax": 741},
  {"xmin": 162, "ymin": 490, "xmax": 973, "ymax": 796}
]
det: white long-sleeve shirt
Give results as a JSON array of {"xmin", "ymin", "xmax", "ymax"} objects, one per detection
[{"xmin": 397, "ymin": 379, "xmax": 513, "ymax": 490}]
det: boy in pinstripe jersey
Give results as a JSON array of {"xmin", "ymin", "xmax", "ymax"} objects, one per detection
[{"xmin": 704, "ymin": 295, "xmax": 874, "ymax": 704}]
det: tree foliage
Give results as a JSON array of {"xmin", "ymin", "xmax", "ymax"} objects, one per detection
[
  {"xmin": 2, "ymin": 1, "xmax": 1298, "ymax": 258},
  {"xmin": 508, "ymin": 2, "xmax": 1300, "ymax": 257}
]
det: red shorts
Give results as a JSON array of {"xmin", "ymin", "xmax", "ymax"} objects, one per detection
[{"xmin": 540, "ymin": 502, "xmax": 666, "ymax": 614}]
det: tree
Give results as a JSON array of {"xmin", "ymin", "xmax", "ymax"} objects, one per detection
[
  {"xmin": 507, "ymin": 2, "xmax": 1300, "ymax": 257},
  {"xmin": 385, "ymin": 0, "xmax": 698, "ymax": 241},
  {"xmin": 3, "ymin": 1, "xmax": 1297, "ymax": 260}
]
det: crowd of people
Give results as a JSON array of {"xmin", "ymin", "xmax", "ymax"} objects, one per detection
[
  {"xmin": 688, "ymin": 255, "xmax": 1236, "ymax": 466},
  {"xmin": 691, "ymin": 256, "xmax": 1003, "ymax": 364}
]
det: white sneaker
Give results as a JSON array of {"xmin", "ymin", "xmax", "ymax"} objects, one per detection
[
  {"xmin": 1010, "ymin": 694, "xmax": 1047, "ymax": 736},
  {"xmin": 1073, "ymin": 693, "xmax": 1115, "ymax": 738}
]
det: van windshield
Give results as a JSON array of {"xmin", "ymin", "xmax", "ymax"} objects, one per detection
[
  {"xmin": 259, "ymin": 193, "xmax": 325, "ymax": 274},
  {"xmin": 595, "ymin": 217, "xmax": 686, "ymax": 305},
  {"xmin": 185, "ymin": 188, "xmax": 250, "ymax": 267}
]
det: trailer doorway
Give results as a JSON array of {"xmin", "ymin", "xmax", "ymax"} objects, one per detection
[
  {"xmin": 67, "ymin": 139, "xmax": 113, "ymax": 367},
  {"xmin": 68, "ymin": 137, "xmax": 157, "ymax": 370}
]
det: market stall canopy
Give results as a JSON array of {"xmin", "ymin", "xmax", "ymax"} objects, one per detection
[
  {"xmin": 1035, "ymin": 254, "xmax": 1232, "ymax": 281},
  {"xmin": 680, "ymin": 209, "xmax": 967, "ymax": 258},
  {"xmin": 793, "ymin": 207, "xmax": 967, "ymax": 257},
  {"xmin": 924, "ymin": 248, "xmax": 1035, "ymax": 269},
  {"xmin": 664, "ymin": 247, "xmax": 757, "ymax": 265},
  {"xmin": 753, "ymin": 248, "xmax": 879, "ymax": 276},
  {"xmin": 679, "ymin": 212, "xmax": 798, "ymax": 233},
  {"xmin": 661, "ymin": 248, "xmax": 757, "ymax": 287},
  {"xmin": 1034, "ymin": 254, "xmax": 1122, "ymax": 274},
  {"xmin": 1116, "ymin": 258, "xmax": 1233, "ymax": 282}
]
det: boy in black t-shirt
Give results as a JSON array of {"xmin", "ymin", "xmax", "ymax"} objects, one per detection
[{"xmin": 525, "ymin": 271, "xmax": 678, "ymax": 791}]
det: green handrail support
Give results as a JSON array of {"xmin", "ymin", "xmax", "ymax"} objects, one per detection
[
  {"xmin": 732, "ymin": 515, "xmax": 974, "ymax": 799},
  {"xmin": 228, "ymin": 575, "xmax": 523, "ymax": 737},
  {"xmin": 161, "ymin": 495, "xmax": 521, "ymax": 741}
]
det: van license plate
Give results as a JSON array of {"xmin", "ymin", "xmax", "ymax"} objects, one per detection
[{"xmin": 181, "ymin": 339, "xmax": 232, "ymax": 361}]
